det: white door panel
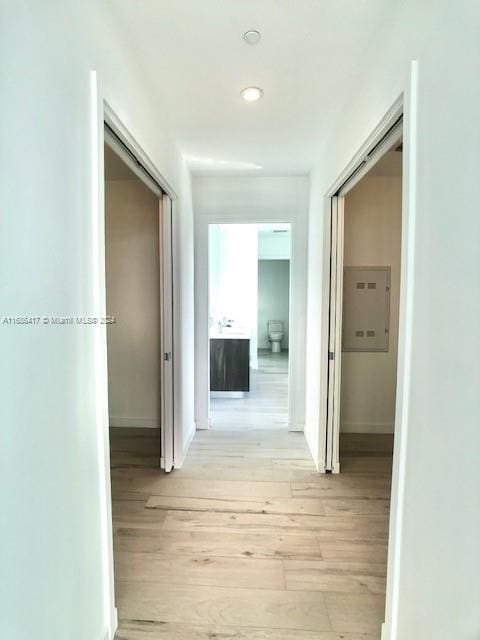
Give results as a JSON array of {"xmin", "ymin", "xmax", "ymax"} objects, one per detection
[
  {"xmin": 161, "ymin": 195, "xmax": 174, "ymax": 472},
  {"xmin": 325, "ymin": 196, "xmax": 344, "ymax": 473}
]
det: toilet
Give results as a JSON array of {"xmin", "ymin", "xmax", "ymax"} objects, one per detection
[{"xmin": 267, "ymin": 320, "xmax": 284, "ymax": 353}]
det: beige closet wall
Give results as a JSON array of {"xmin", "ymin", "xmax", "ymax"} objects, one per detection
[
  {"xmin": 340, "ymin": 170, "xmax": 402, "ymax": 433},
  {"xmin": 105, "ymin": 178, "xmax": 161, "ymax": 428}
]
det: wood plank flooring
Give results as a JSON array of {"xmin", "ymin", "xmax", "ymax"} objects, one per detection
[
  {"xmin": 110, "ymin": 427, "xmax": 392, "ymax": 639},
  {"xmin": 210, "ymin": 351, "xmax": 289, "ymax": 430}
]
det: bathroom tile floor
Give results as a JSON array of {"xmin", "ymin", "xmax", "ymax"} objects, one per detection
[{"xmin": 210, "ymin": 350, "xmax": 289, "ymax": 430}]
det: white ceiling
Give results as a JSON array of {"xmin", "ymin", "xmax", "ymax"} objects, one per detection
[{"xmin": 107, "ymin": 1, "xmax": 396, "ymax": 175}]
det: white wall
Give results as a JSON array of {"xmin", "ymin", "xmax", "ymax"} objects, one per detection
[
  {"xmin": 105, "ymin": 178, "xmax": 161, "ymax": 429},
  {"xmin": 258, "ymin": 260, "xmax": 290, "ymax": 350},
  {"xmin": 209, "ymin": 224, "xmax": 259, "ymax": 365},
  {"xmin": 172, "ymin": 160, "xmax": 196, "ymax": 468},
  {"xmin": 193, "ymin": 175, "xmax": 309, "ymax": 431},
  {"xmin": 340, "ymin": 173, "xmax": 402, "ymax": 434},
  {"xmin": 258, "ymin": 231, "xmax": 291, "ymax": 259},
  {"xmin": 0, "ymin": 3, "xmax": 194, "ymax": 639},
  {"xmin": 305, "ymin": 2, "xmax": 480, "ymax": 638}
]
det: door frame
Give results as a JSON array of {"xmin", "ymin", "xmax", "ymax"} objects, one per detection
[
  {"xmin": 319, "ymin": 63, "xmax": 419, "ymax": 638},
  {"xmin": 322, "ymin": 95, "xmax": 404, "ymax": 473},
  {"xmin": 194, "ymin": 213, "xmax": 308, "ymax": 433},
  {"xmin": 160, "ymin": 194, "xmax": 175, "ymax": 472},
  {"xmin": 103, "ymin": 110, "xmax": 176, "ymax": 471},
  {"xmin": 207, "ymin": 221, "xmax": 292, "ymax": 423},
  {"xmin": 324, "ymin": 113, "xmax": 404, "ymax": 473},
  {"xmin": 325, "ymin": 195, "xmax": 345, "ymax": 473},
  {"xmin": 90, "ymin": 71, "xmax": 179, "ymax": 638}
]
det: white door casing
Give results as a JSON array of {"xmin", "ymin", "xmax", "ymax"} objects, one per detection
[
  {"xmin": 325, "ymin": 195, "xmax": 344, "ymax": 473},
  {"xmin": 161, "ymin": 194, "xmax": 174, "ymax": 471}
]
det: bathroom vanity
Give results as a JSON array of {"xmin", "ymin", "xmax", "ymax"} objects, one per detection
[{"xmin": 210, "ymin": 332, "xmax": 250, "ymax": 394}]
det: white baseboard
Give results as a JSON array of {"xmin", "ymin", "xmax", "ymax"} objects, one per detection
[
  {"xmin": 109, "ymin": 416, "xmax": 160, "ymax": 429},
  {"xmin": 341, "ymin": 421, "xmax": 394, "ymax": 434},
  {"xmin": 110, "ymin": 607, "xmax": 118, "ymax": 640},
  {"xmin": 381, "ymin": 622, "xmax": 386, "ymax": 640},
  {"xmin": 112, "ymin": 606, "xmax": 118, "ymax": 629},
  {"xmin": 195, "ymin": 419, "xmax": 210, "ymax": 430},
  {"xmin": 174, "ymin": 424, "xmax": 196, "ymax": 468},
  {"xmin": 303, "ymin": 424, "xmax": 320, "ymax": 470},
  {"xmin": 288, "ymin": 422, "xmax": 305, "ymax": 432},
  {"xmin": 99, "ymin": 609, "xmax": 117, "ymax": 640}
]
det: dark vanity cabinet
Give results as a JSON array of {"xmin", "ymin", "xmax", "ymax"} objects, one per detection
[{"xmin": 210, "ymin": 338, "xmax": 250, "ymax": 392}]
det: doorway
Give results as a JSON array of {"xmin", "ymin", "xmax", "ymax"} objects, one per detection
[
  {"xmin": 339, "ymin": 146, "xmax": 402, "ymax": 471},
  {"xmin": 324, "ymin": 107, "xmax": 403, "ymax": 473},
  {"xmin": 208, "ymin": 223, "xmax": 291, "ymax": 430},
  {"xmin": 104, "ymin": 126, "xmax": 175, "ymax": 472}
]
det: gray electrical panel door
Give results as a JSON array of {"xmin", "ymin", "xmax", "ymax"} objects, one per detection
[{"xmin": 342, "ymin": 267, "xmax": 390, "ymax": 352}]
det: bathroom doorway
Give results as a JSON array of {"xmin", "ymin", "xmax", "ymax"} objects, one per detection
[{"xmin": 208, "ymin": 223, "xmax": 291, "ymax": 429}]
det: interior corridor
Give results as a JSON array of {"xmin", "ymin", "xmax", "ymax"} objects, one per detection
[{"xmin": 110, "ymin": 427, "xmax": 392, "ymax": 639}]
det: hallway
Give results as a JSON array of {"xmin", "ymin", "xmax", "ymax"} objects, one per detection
[{"xmin": 111, "ymin": 428, "xmax": 391, "ymax": 639}]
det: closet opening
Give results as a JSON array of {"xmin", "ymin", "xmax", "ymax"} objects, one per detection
[
  {"xmin": 325, "ymin": 111, "xmax": 403, "ymax": 474},
  {"xmin": 338, "ymin": 142, "xmax": 402, "ymax": 471},
  {"xmin": 104, "ymin": 125, "xmax": 174, "ymax": 474}
]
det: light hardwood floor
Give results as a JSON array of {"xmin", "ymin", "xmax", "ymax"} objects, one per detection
[
  {"xmin": 210, "ymin": 351, "xmax": 289, "ymax": 430},
  {"xmin": 110, "ymin": 426, "xmax": 392, "ymax": 640}
]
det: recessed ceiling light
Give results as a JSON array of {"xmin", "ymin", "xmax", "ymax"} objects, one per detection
[
  {"xmin": 241, "ymin": 86, "xmax": 264, "ymax": 102},
  {"xmin": 243, "ymin": 30, "xmax": 261, "ymax": 45}
]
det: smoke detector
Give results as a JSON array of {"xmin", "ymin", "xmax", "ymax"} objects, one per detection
[{"xmin": 243, "ymin": 30, "xmax": 261, "ymax": 45}]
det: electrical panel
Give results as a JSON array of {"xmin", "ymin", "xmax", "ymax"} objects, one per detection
[{"xmin": 342, "ymin": 267, "xmax": 390, "ymax": 352}]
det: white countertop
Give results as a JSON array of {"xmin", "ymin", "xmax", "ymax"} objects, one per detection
[{"xmin": 210, "ymin": 329, "xmax": 251, "ymax": 340}]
